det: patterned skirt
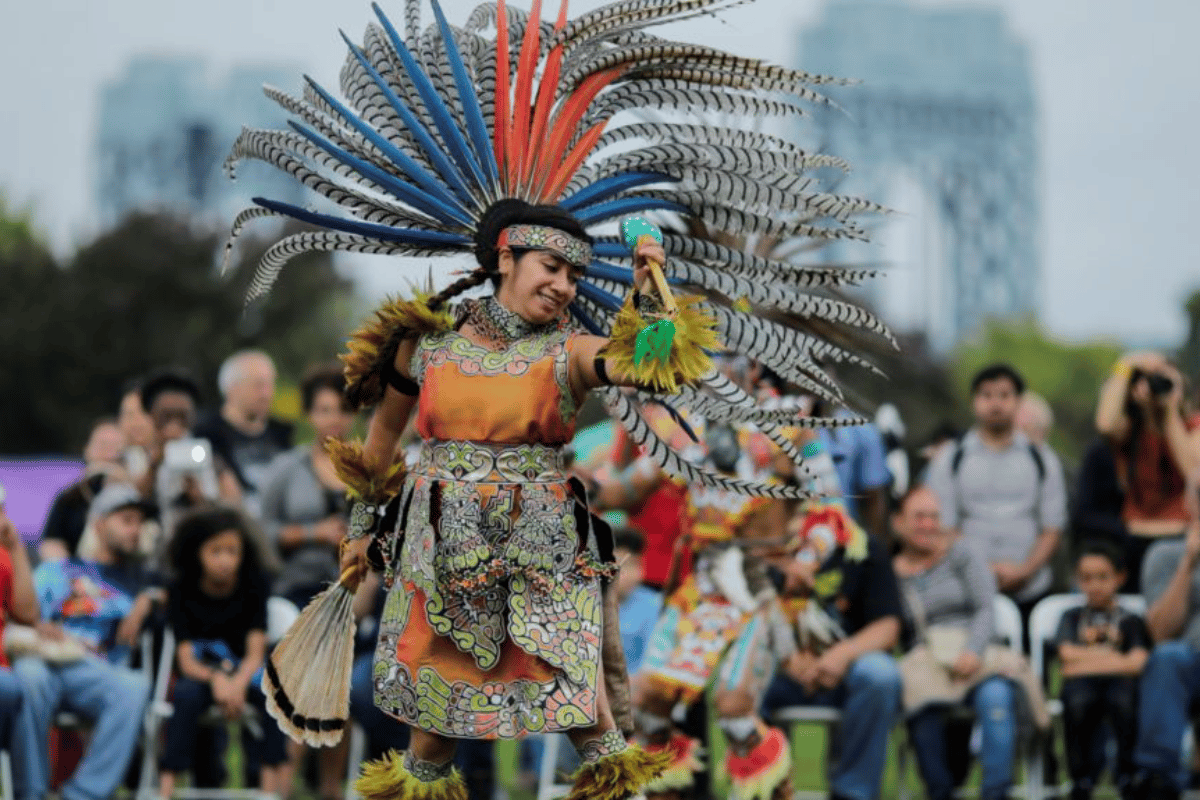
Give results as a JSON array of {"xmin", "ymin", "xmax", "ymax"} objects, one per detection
[{"xmin": 372, "ymin": 439, "xmax": 616, "ymax": 739}]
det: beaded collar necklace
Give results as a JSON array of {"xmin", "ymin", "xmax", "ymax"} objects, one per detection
[{"xmin": 465, "ymin": 295, "xmax": 563, "ymax": 347}]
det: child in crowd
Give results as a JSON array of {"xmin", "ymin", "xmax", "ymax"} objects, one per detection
[
  {"xmin": 1055, "ymin": 541, "xmax": 1151, "ymax": 800},
  {"xmin": 159, "ymin": 506, "xmax": 290, "ymax": 798}
]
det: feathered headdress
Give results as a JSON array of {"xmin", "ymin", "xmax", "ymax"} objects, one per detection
[{"xmin": 224, "ymin": 0, "xmax": 892, "ymax": 499}]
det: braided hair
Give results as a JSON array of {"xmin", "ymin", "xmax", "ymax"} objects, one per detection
[{"xmin": 424, "ymin": 199, "xmax": 592, "ymax": 312}]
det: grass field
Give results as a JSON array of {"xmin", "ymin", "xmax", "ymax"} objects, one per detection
[{"xmin": 212, "ymin": 707, "xmax": 1131, "ymax": 800}]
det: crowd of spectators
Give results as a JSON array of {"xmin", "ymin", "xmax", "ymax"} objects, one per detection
[{"xmin": 1, "ymin": 347, "xmax": 1199, "ymax": 800}]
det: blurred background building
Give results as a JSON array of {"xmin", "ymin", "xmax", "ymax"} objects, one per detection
[
  {"xmin": 798, "ymin": 0, "xmax": 1039, "ymax": 353},
  {"xmin": 93, "ymin": 55, "xmax": 305, "ymax": 229}
]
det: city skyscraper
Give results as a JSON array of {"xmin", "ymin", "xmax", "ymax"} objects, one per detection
[
  {"xmin": 94, "ymin": 55, "xmax": 305, "ymax": 229},
  {"xmin": 798, "ymin": 1, "xmax": 1039, "ymax": 352}
]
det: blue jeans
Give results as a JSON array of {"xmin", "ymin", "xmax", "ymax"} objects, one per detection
[
  {"xmin": 0, "ymin": 667, "xmax": 21, "ymax": 747},
  {"xmin": 907, "ymin": 676, "xmax": 1018, "ymax": 800},
  {"xmin": 10, "ymin": 655, "xmax": 150, "ymax": 800},
  {"xmin": 762, "ymin": 651, "xmax": 901, "ymax": 800},
  {"xmin": 1134, "ymin": 641, "xmax": 1200, "ymax": 790}
]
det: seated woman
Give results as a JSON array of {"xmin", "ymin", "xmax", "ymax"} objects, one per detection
[{"xmin": 893, "ymin": 487, "xmax": 1047, "ymax": 800}]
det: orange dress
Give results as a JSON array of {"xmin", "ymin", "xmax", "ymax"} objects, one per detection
[{"xmin": 372, "ymin": 314, "xmax": 614, "ymax": 739}]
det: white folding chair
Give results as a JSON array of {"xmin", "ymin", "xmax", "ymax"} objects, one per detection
[
  {"xmin": 0, "ymin": 745, "xmax": 13, "ymax": 800},
  {"xmin": 343, "ymin": 723, "xmax": 367, "ymax": 800}
]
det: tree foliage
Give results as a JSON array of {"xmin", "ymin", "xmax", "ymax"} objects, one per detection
[
  {"xmin": 1175, "ymin": 289, "xmax": 1200, "ymax": 384},
  {"xmin": 0, "ymin": 210, "xmax": 357, "ymax": 454}
]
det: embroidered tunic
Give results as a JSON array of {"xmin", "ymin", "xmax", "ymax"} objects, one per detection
[{"xmin": 372, "ymin": 316, "xmax": 612, "ymax": 739}]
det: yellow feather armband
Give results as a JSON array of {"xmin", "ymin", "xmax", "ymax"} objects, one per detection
[
  {"xmin": 601, "ymin": 294, "xmax": 719, "ymax": 394},
  {"xmin": 341, "ymin": 292, "xmax": 454, "ymax": 409},
  {"xmin": 325, "ymin": 438, "xmax": 407, "ymax": 504}
]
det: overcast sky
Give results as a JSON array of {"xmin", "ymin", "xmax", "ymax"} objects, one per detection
[{"xmin": 3, "ymin": 0, "xmax": 1199, "ymax": 346}]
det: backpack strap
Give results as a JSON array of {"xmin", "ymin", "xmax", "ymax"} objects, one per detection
[
  {"xmin": 951, "ymin": 435, "xmax": 1046, "ymax": 484},
  {"xmin": 1027, "ymin": 442, "xmax": 1046, "ymax": 483}
]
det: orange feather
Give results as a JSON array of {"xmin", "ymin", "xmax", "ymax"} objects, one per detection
[
  {"xmin": 532, "ymin": 67, "xmax": 626, "ymax": 200},
  {"xmin": 523, "ymin": 0, "xmax": 569, "ymax": 190},
  {"xmin": 543, "ymin": 121, "xmax": 608, "ymax": 201},
  {"xmin": 511, "ymin": 0, "xmax": 542, "ymax": 194},
  {"xmin": 494, "ymin": 0, "xmax": 511, "ymax": 190}
]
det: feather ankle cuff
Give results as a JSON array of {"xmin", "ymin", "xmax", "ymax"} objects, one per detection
[
  {"xmin": 725, "ymin": 726, "xmax": 791, "ymax": 800},
  {"xmin": 354, "ymin": 750, "xmax": 467, "ymax": 800},
  {"xmin": 644, "ymin": 734, "xmax": 704, "ymax": 794},
  {"xmin": 565, "ymin": 742, "xmax": 673, "ymax": 800}
]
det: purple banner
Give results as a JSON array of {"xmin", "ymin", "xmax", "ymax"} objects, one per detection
[{"xmin": 0, "ymin": 458, "xmax": 85, "ymax": 545}]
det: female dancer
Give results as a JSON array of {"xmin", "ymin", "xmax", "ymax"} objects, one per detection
[
  {"xmin": 224, "ymin": 3, "xmax": 889, "ymax": 799},
  {"xmin": 337, "ymin": 199, "xmax": 675, "ymax": 800}
]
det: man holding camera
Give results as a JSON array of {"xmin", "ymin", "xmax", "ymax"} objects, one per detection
[{"xmin": 1096, "ymin": 352, "xmax": 1200, "ymax": 592}]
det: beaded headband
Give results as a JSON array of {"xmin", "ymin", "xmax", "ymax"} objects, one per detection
[{"xmin": 497, "ymin": 224, "xmax": 592, "ymax": 268}]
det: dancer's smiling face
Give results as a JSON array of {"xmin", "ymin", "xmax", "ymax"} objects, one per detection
[{"xmin": 496, "ymin": 246, "xmax": 582, "ymax": 324}]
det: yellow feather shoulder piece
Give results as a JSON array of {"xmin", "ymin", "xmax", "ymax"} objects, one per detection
[
  {"xmin": 325, "ymin": 438, "xmax": 407, "ymax": 503},
  {"xmin": 342, "ymin": 291, "xmax": 455, "ymax": 409},
  {"xmin": 602, "ymin": 294, "xmax": 719, "ymax": 394}
]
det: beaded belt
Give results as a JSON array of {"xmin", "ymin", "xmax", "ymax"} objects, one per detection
[{"xmin": 416, "ymin": 439, "xmax": 568, "ymax": 483}]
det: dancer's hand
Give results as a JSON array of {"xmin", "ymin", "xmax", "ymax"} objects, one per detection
[
  {"xmin": 339, "ymin": 535, "xmax": 371, "ymax": 583},
  {"xmin": 633, "ymin": 240, "xmax": 666, "ymax": 293}
]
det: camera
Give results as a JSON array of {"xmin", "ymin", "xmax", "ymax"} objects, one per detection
[
  {"xmin": 161, "ymin": 437, "xmax": 220, "ymax": 500},
  {"xmin": 1131, "ymin": 368, "xmax": 1174, "ymax": 397}
]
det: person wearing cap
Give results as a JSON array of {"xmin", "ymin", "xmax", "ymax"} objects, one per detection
[{"xmin": 9, "ymin": 482, "xmax": 157, "ymax": 800}]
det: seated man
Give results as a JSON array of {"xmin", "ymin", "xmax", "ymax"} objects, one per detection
[
  {"xmin": 0, "ymin": 503, "xmax": 37, "ymax": 750},
  {"xmin": 10, "ymin": 483, "xmax": 157, "ymax": 800},
  {"xmin": 1132, "ymin": 517, "xmax": 1200, "ymax": 800},
  {"xmin": 760, "ymin": 446, "xmax": 903, "ymax": 800}
]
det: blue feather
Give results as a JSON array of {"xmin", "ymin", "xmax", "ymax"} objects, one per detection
[
  {"xmin": 584, "ymin": 260, "xmax": 633, "ymax": 284},
  {"xmin": 650, "ymin": 399, "xmax": 700, "ymax": 443},
  {"xmin": 560, "ymin": 172, "xmax": 676, "ymax": 211},
  {"xmin": 575, "ymin": 278, "xmax": 623, "ymax": 312},
  {"xmin": 575, "ymin": 196, "xmax": 691, "ymax": 226},
  {"xmin": 289, "ymin": 121, "xmax": 470, "ymax": 226},
  {"xmin": 302, "ymin": 75, "xmax": 466, "ymax": 215},
  {"xmin": 253, "ymin": 197, "xmax": 471, "ymax": 247},
  {"xmin": 568, "ymin": 301, "xmax": 605, "ymax": 335},
  {"xmin": 373, "ymin": 3, "xmax": 489, "ymax": 195},
  {"xmin": 340, "ymin": 33, "xmax": 474, "ymax": 204},
  {"xmin": 586, "ymin": 255, "xmax": 683, "ymax": 287},
  {"xmin": 429, "ymin": 0, "xmax": 498, "ymax": 187}
]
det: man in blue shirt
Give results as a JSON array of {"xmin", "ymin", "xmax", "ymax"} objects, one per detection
[
  {"xmin": 11, "ymin": 484, "xmax": 156, "ymax": 800},
  {"xmin": 818, "ymin": 407, "xmax": 893, "ymax": 543}
]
